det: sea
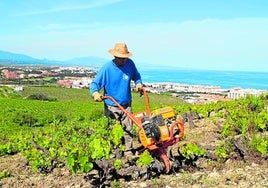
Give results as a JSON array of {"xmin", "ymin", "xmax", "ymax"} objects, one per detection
[{"xmin": 139, "ymin": 68, "xmax": 268, "ymax": 90}]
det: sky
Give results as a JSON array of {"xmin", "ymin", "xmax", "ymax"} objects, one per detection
[{"xmin": 0, "ymin": 0, "xmax": 268, "ymax": 72}]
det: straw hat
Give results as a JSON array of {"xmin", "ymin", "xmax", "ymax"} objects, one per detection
[{"xmin": 108, "ymin": 43, "xmax": 132, "ymax": 58}]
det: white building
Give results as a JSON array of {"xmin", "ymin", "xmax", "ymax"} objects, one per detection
[{"xmin": 227, "ymin": 88, "xmax": 267, "ymax": 99}]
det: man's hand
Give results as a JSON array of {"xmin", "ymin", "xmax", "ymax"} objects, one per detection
[
  {"xmin": 92, "ymin": 92, "xmax": 103, "ymax": 102},
  {"xmin": 135, "ymin": 83, "xmax": 143, "ymax": 92}
]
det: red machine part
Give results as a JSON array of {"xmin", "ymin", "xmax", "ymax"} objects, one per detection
[{"xmin": 150, "ymin": 120, "xmax": 184, "ymax": 173}]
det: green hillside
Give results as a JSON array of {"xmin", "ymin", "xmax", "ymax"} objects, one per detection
[{"xmin": 0, "ymin": 85, "xmax": 267, "ymax": 179}]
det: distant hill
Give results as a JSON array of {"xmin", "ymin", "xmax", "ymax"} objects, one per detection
[
  {"xmin": 0, "ymin": 50, "xmax": 108, "ymax": 68},
  {"xmin": 0, "ymin": 50, "xmax": 43, "ymax": 64},
  {"xmin": 0, "ymin": 50, "xmax": 66, "ymax": 66}
]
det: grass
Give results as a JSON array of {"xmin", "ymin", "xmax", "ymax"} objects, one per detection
[
  {"xmin": 19, "ymin": 86, "xmax": 182, "ymax": 111},
  {"xmin": 19, "ymin": 86, "xmax": 90, "ymax": 101}
]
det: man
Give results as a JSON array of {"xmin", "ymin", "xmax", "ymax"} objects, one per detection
[{"xmin": 89, "ymin": 43, "xmax": 143, "ymax": 157}]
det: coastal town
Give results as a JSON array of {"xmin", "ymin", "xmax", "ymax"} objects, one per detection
[{"xmin": 1, "ymin": 65, "xmax": 267, "ymax": 104}]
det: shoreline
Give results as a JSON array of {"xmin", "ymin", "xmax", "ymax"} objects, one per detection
[{"xmin": 143, "ymin": 81, "xmax": 268, "ymax": 92}]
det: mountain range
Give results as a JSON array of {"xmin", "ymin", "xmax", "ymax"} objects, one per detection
[{"xmin": 0, "ymin": 50, "xmax": 108, "ymax": 68}]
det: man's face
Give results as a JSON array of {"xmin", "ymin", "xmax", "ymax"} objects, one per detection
[{"xmin": 114, "ymin": 56, "xmax": 127, "ymax": 66}]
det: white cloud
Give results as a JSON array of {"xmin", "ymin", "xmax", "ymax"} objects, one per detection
[{"xmin": 15, "ymin": 0, "xmax": 124, "ymax": 16}]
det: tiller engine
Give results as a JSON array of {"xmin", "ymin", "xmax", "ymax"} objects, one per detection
[{"xmin": 103, "ymin": 88, "xmax": 184, "ymax": 173}]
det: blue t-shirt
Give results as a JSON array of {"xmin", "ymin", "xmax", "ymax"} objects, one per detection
[{"xmin": 90, "ymin": 58, "xmax": 142, "ymax": 106}]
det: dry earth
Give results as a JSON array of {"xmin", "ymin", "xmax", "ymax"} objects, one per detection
[{"xmin": 1, "ymin": 118, "xmax": 268, "ymax": 188}]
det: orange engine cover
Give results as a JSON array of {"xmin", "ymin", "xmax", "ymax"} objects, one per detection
[
  {"xmin": 139, "ymin": 128, "xmax": 155, "ymax": 147},
  {"xmin": 158, "ymin": 125, "xmax": 170, "ymax": 142},
  {"xmin": 139, "ymin": 124, "xmax": 170, "ymax": 148}
]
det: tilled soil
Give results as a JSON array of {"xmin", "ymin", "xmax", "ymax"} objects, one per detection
[{"xmin": 1, "ymin": 119, "xmax": 268, "ymax": 188}]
